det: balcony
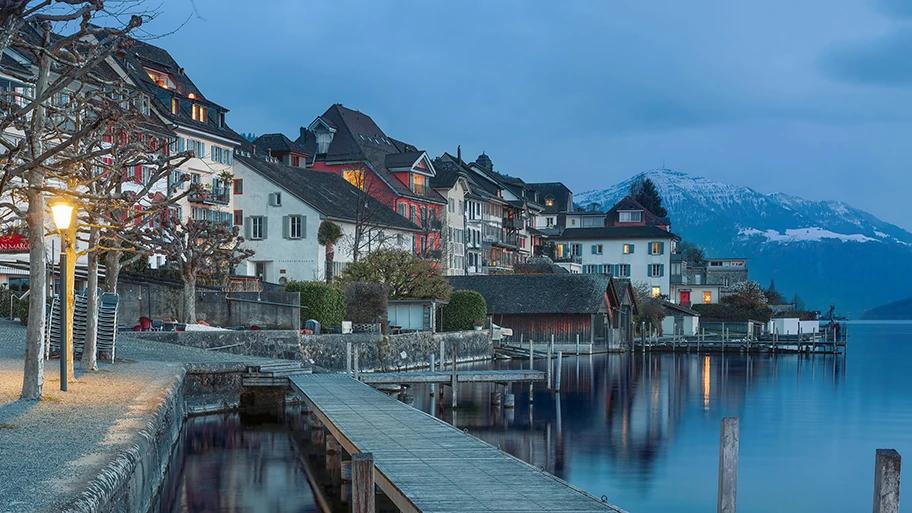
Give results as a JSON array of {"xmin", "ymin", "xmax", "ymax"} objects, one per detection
[
  {"xmin": 189, "ymin": 186, "xmax": 229, "ymax": 205},
  {"xmin": 411, "ymin": 183, "xmax": 438, "ymax": 198},
  {"xmin": 553, "ymin": 255, "xmax": 582, "ymax": 264},
  {"xmin": 427, "ymin": 218, "xmax": 443, "ymax": 231},
  {"xmin": 426, "ymin": 249, "xmax": 442, "ymax": 260},
  {"xmin": 497, "ymin": 233, "xmax": 518, "ymax": 247},
  {"xmin": 502, "ymin": 217, "xmax": 524, "ymax": 231}
]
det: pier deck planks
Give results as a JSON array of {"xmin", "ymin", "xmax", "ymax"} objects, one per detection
[{"xmin": 289, "ymin": 374, "xmax": 624, "ymax": 513}]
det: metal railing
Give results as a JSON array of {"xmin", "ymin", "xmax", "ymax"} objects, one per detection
[{"xmin": 189, "ymin": 186, "xmax": 230, "ymax": 205}]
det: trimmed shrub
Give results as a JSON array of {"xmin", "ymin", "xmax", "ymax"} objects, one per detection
[
  {"xmin": 344, "ymin": 282, "xmax": 388, "ymax": 324},
  {"xmin": 441, "ymin": 290, "xmax": 487, "ymax": 332},
  {"xmin": 13, "ymin": 295, "xmax": 29, "ymax": 326},
  {"xmin": 283, "ymin": 280, "xmax": 345, "ymax": 328}
]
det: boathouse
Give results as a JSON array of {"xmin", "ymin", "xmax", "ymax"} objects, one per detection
[
  {"xmin": 661, "ymin": 301, "xmax": 701, "ymax": 336},
  {"xmin": 448, "ymin": 274, "xmax": 637, "ymax": 350}
]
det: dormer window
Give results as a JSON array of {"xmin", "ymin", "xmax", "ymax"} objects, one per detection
[
  {"xmin": 545, "ymin": 197, "xmax": 554, "ymax": 207},
  {"xmin": 619, "ymin": 210, "xmax": 642, "ymax": 223},
  {"xmin": 171, "ymin": 97, "xmax": 179, "ymax": 115},
  {"xmin": 145, "ymin": 68, "xmax": 176, "ymax": 90},
  {"xmin": 191, "ymin": 104, "xmax": 207, "ymax": 122}
]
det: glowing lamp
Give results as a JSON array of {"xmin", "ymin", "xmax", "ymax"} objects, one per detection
[{"xmin": 51, "ymin": 202, "xmax": 74, "ymax": 231}]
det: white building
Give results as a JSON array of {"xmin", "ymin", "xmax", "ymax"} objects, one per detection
[{"xmin": 232, "ymin": 153, "xmax": 421, "ymax": 283}]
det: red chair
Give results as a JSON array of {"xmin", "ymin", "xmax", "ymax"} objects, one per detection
[
  {"xmin": 139, "ymin": 317, "xmax": 152, "ymax": 331},
  {"xmin": 250, "ymin": 325, "xmax": 261, "ymax": 331},
  {"xmin": 132, "ymin": 325, "xmax": 142, "ymax": 332}
]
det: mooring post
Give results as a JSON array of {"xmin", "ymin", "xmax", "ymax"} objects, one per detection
[
  {"xmin": 451, "ymin": 342, "xmax": 458, "ymax": 408},
  {"xmin": 352, "ymin": 452, "xmax": 375, "ymax": 513},
  {"xmin": 576, "ymin": 333, "xmax": 580, "ymax": 356},
  {"xmin": 718, "ymin": 417, "xmax": 739, "ymax": 513},
  {"xmin": 353, "ymin": 346, "xmax": 360, "ymax": 381},
  {"xmin": 529, "ymin": 339, "xmax": 534, "ymax": 402},
  {"xmin": 873, "ymin": 449, "xmax": 901, "ymax": 513},
  {"xmin": 440, "ymin": 339, "xmax": 445, "ymax": 370},
  {"xmin": 429, "ymin": 354, "xmax": 436, "ymax": 396},
  {"xmin": 346, "ymin": 342, "xmax": 352, "ymax": 374},
  {"xmin": 555, "ymin": 351, "xmax": 562, "ymax": 392},
  {"xmin": 641, "ymin": 322, "xmax": 646, "ymax": 353},
  {"xmin": 548, "ymin": 335, "xmax": 554, "ymax": 390}
]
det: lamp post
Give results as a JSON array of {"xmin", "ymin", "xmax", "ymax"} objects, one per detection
[{"xmin": 51, "ymin": 201, "xmax": 74, "ymax": 392}]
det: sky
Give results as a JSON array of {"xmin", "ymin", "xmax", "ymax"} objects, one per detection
[{"xmin": 139, "ymin": 0, "xmax": 912, "ymax": 230}]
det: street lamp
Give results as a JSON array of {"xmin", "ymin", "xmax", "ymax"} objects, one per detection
[{"xmin": 50, "ymin": 201, "xmax": 74, "ymax": 392}]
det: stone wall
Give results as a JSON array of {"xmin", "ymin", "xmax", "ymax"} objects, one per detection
[
  {"xmin": 63, "ymin": 362, "xmax": 252, "ymax": 513},
  {"xmin": 301, "ymin": 329, "xmax": 493, "ymax": 372},
  {"xmin": 131, "ymin": 330, "xmax": 303, "ymax": 361},
  {"xmin": 118, "ymin": 281, "xmax": 301, "ymax": 330}
]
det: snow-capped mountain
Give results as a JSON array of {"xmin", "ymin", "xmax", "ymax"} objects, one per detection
[{"xmin": 576, "ymin": 169, "xmax": 912, "ymax": 316}]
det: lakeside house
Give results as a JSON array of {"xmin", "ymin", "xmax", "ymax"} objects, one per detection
[
  {"xmin": 662, "ymin": 301, "xmax": 701, "ymax": 336},
  {"xmin": 231, "ymin": 153, "xmax": 420, "ymax": 283},
  {"xmin": 448, "ymin": 274, "xmax": 638, "ymax": 350},
  {"xmin": 670, "ymin": 255, "xmax": 749, "ymax": 306}
]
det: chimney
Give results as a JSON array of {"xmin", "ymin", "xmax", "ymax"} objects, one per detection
[
  {"xmin": 300, "ymin": 126, "xmax": 307, "ymax": 140},
  {"xmin": 457, "ymin": 145, "xmax": 462, "ymax": 163}
]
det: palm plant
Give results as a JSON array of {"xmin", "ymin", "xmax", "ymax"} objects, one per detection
[{"xmin": 318, "ymin": 220, "xmax": 343, "ymax": 284}]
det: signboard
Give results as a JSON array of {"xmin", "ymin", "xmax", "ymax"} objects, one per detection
[{"xmin": 0, "ymin": 233, "xmax": 28, "ymax": 253}]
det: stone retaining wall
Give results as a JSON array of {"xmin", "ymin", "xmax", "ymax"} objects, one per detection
[
  {"xmin": 132, "ymin": 330, "xmax": 303, "ymax": 361},
  {"xmin": 301, "ymin": 329, "xmax": 493, "ymax": 372},
  {"xmin": 63, "ymin": 363, "xmax": 254, "ymax": 513}
]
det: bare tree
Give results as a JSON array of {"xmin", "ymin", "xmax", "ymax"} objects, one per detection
[{"xmin": 141, "ymin": 217, "xmax": 253, "ymax": 322}]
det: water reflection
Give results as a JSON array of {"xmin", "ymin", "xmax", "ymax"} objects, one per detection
[
  {"xmin": 404, "ymin": 326, "xmax": 900, "ymax": 513},
  {"xmin": 155, "ymin": 409, "xmax": 321, "ymax": 513}
]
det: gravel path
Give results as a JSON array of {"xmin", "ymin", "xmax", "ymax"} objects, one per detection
[{"xmin": 0, "ymin": 320, "xmax": 288, "ymax": 513}]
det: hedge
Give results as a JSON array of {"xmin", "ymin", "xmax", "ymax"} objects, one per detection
[
  {"xmin": 441, "ymin": 290, "xmax": 487, "ymax": 332},
  {"xmin": 344, "ymin": 282, "xmax": 388, "ymax": 324},
  {"xmin": 692, "ymin": 303, "xmax": 772, "ymax": 322},
  {"xmin": 283, "ymin": 281, "xmax": 345, "ymax": 328}
]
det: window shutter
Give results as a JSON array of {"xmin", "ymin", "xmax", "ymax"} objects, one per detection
[
  {"xmin": 244, "ymin": 217, "xmax": 251, "ymax": 240},
  {"xmin": 591, "ymin": 245, "xmax": 596, "ymax": 255},
  {"xmin": 200, "ymin": 142, "xmax": 206, "ymax": 157},
  {"xmin": 301, "ymin": 215, "xmax": 307, "ymax": 238},
  {"xmin": 660, "ymin": 241, "xmax": 665, "ymax": 255},
  {"xmin": 660, "ymin": 264, "xmax": 665, "ymax": 277},
  {"xmin": 630, "ymin": 244, "xmax": 635, "ymax": 254},
  {"xmin": 178, "ymin": 138, "xmax": 185, "ymax": 152},
  {"xmin": 282, "ymin": 215, "xmax": 290, "ymax": 239},
  {"xmin": 227, "ymin": 150, "xmax": 233, "ymax": 165},
  {"xmin": 262, "ymin": 216, "xmax": 268, "ymax": 239},
  {"xmin": 210, "ymin": 145, "xmax": 215, "ymax": 160},
  {"xmin": 648, "ymin": 265, "xmax": 653, "ymax": 277}
]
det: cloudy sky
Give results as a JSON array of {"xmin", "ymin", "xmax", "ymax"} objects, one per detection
[{"xmin": 142, "ymin": 0, "xmax": 912, "ymax": 230}]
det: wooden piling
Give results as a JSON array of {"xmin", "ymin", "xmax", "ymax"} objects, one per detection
[
  {"xmin": 548, "ymin": 335, "xmax": 554, "ymax": 389},
  {"xmin": 555, "ymin": 351, "xmax": 562, "ymax": 392},
  {"xmin": 451, "ymin": 342, "xmax": 458, "ymax": 408},
  {"xmin": 576, "ymin": 334, "xmax": 580, "ymax": 355},
  {"xmin": 440, "ymin": 339, "xmax": 445, "ymax": 371},
  {"xmin": 529, "ymin": 339, "xmax": 534, "ymax": 402},
  {"xmin": 352, "ymin": 452, "xmax": 375, "ymax": 513},
  {"xmin": 346, "ymin": 342, "xmax": 352, "ymax": 374},
  {"xmin": 873, "ymin": 449, "xmax": 901, "ymax": 513},
  {"xmin": 353, "ymin": 347, "xmax": 360, "ymax": 380},
  {"xmin": 429, "ymin": 354, "xmax": 436, "ymax": 395},
  {"xmin": 718, "ymin": 417, "xmax": 739, "ymax": 513}
]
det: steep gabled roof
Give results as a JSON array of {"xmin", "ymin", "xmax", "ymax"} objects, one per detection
[
  {"xmin": 553, "ymin": 226, "xmax": 681, "ymax": 241},
  {"xmin": 298, "ymin": 104, "xmax": 445, "ymax": 204},
  {"xmin": 606, "ymin": 196, "xmax": 669, "ymax": 227},
  {"xmin": 234, "ymin": 154, "xmax": 421, "ymax": 232},
  {"xmin": 526, "ymin": 182, "xmax": 572, "ymax": 214},
  {"xmin": 253, "ymin": 133, "xmax": 309, "ymax": 156},
  {"xmin": 447, "ymin": 274, "xmax": 613, "ymax": 315},
  {"xmin": 664, "ymin": 301, "xmax": 700, "ymax": 316}
]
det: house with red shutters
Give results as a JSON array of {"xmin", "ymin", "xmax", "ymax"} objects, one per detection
[{"xmin": 296, "ymin": 104, "xmax": 446, "ymax": 259}]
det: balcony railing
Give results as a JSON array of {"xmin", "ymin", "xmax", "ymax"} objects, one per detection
[
  {"xmin": 189, "ymin": 186, "xmax": 229, "ymax": 205},
  {"xmin": 553, "ymin": 255, "xmax": 582, "ymax": 264},
  {"xmin": 502, "ymin": 217, "xmax": 524, "ymax": 230},
  {"xmin": 411, "ymin": 183, "xmax": 437, "ymax": 198}
]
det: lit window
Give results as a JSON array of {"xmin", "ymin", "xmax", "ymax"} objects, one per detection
[
  {"xmin": 545, "ymin": 198, "xmax": 554, "ymax": 207},
  {"xmin": 171, "ymin": 97, "xmax": 179, "ymax": 115},
  {"xmin": 703, "ymin": 291, "xmax": 712, "ymax": 304},
  {"xmin": 623, "ymin": 244, "xmax": 634, "ymax": 254},
  {"xmin": 191, "ymin": 104, "xmax": 207, "ymax": 122},
  {"xmin": 652, "ymin": 286, "xmax": 661, "ymax": 298},
  {"xmin": 652, "ymin": 242, "xmax": 662, "ymax": 254},
  {"xmin": 344, "ymin": 169, "xmax": 365, "ymax": 190}
]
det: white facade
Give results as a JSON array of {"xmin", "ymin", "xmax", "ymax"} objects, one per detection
[
  {"xmin": 662, "ymin": 314, "xmax": 700, "ymax": 337},
  {"xmin": 554, "ymin": 237, "xmax": 675, "ymax": 296},
  {"xmin": 438, "ymin": 179, "xmax": 467, "ymax": 276}
]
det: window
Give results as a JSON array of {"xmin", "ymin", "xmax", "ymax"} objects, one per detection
[
  {"xmin": 652, "ymin": 286, "xmax": 661, "ymax": 298},
  {"xmin": 618, "ymin": 264, "xmax": 630, "ymax": 277},
  {"xmin": 649, "ymin": 264, "xmax": 664, "ymax": 277},
  {"xmin": 187, "ymin": 139, "xmax": 205, "ymax": 157},
  {"xmin": 233, "ymin": 179, "xmax": 243, "ymax": 194},
  {"xmin": 410, "ymin": 205, "xmax": 417, "ymax": 223},
  {"xmin": 171, "ymin": 97, "xmax": 179, "ymax": 115},
  {"xmin": 218, "ymin": 111, "xmax": 225, "ymax": 128},
  {"xmin": 571, "ymin": 243, "xmax": 582, "ymax": 256},
  {"xmin": 546, "ymin": 217, "xmax": 554, "ymax": 227},
  {"xmin": 650, "ymin": 241, "xmax": 664, "ymax": 255},
  {"xmin": 250, "ymin": 216, "xmax": 266, "ymax": 240},
  {"xmin": 545, "ymin": 197, "xmax": 554, "ymax": 207},
  {"xmin": 285, "ymin": 215, "xmax": 305, "ymax": 239},
  {"xmin": 397, "ymin": 203, "xmax": 407, "ymax": 217},
  {"xmin": 269, "ymin": 192, "xmax": 282, "ymax": 206},
  {"xmin": 458, "ymin": 200, "xmax": 464, "ymax": 214},
  {"xmin": 191, "ymin": 104, "xmax": 207, "ymax": 122},
  {"xmin": 292, "ymin": 155, "xmax": 300, "ymax": 167},
  {"xmin": 571, "ymin": 219, "xmax": 576, "ymax": 226},
  {"xmin": 449, "ymin": 198, "xmax": 455, "ymax": 213},
  {"xmin": 233, "ymin": 210, "xmax": 243, "ymax": 226},
  {"xmin": 190, "ymin": 173, "xmax": 200, "ymax": 185},
  {"xmin": 591, "ymin": 244, "xmax": 603, "ymax": 255},
  {"xmin": 344, "ymin": 169, "xmax": 365, "ymax": 190},
  {"xmin": 671, "ymin": 263, "xmax": 682, "ymax": 275},
  {"xmin": 619, "ymin": 211, "xmax": 643, "ymax": 223},
  {"xmin": 623, "ymin": 243, "xmax": 634, "ymax": 254},
  {"xmin": 138, "ymin": 94, "xmax": 150, "ymax": 115},
  {"xmin": 703, "ymin": 291, "xmax": 712, "ymax": 304}
]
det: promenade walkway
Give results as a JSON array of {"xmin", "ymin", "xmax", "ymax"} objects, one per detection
[
  {"xmin": 0, "ymin": 320, "xmax": 282, "ymax": 513},
  {"xmin": 290, "ymin": 374, "xmax": 626, "ymax": 513}
]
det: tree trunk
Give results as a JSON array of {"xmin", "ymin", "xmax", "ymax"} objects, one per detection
[
  {"xmin": 182, "ymin": 272, "xmax": 196, "ymax": 323},
  {"xmin": 103, "ymin": 249, "xmax": 121, "ymax": 293},
  {"xmin": 82, "ymin": 228, "xmax": 99, "ymax": 371},
  {"xmin": 20, "ymin": 187, "xmax": 46, "ymax": 400},
  {"xmin": 325, "ymin": 242, "xmax": 335, "ymax": 285}
]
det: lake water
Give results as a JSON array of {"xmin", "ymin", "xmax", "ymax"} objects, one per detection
[
  {"xmin": 407, "ymin": 321, "xmax": 912, "ymax": 513},
  {"xmin": 157, "ymin": 322, "xmax": 910, "ymax": 513}
]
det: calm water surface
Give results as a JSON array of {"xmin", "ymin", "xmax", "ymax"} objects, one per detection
[{"xmin": 408, "ymin": 321, "xmax": 912, "ymax": 513}]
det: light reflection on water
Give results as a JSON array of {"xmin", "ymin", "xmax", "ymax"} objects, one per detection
[{"xmin": 405, "ymin": 322, "xmax": 912, "ymax": 513}]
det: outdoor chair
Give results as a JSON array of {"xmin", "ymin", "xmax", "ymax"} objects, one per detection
[
  {"xmin": 162, "ymin": 321, "xmax": 175, "ymax": 331},
  {"xmin": 151, "ymin": 320, "xmax": 163, "ymax": 331},
  {"xmin": 139, "ymin": 316, "xmax": 152, "ymax": 331}
]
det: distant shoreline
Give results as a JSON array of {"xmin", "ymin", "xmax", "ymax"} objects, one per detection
[{"xmin": 844, "ymin": 319, "xmax": 912, "ymax": 324}]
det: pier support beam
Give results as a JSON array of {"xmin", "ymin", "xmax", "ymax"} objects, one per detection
[
  {"xmin": 718, "ymin": 417, "xmax": 739, "ymax": 513},
  {"xmin": 873, "ymin": 449, "xmax": 901, "ymax": 513},
  {"xmin": 352, "ymin": 452, "xmax": 375, "ymax": 513}
]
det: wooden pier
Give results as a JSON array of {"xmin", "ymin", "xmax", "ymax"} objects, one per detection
[
  {"xmin": 357, "ymin": 369, "xmax": 545, "ymax": 384},
  {"xmin": 633, "ymin": 335, "xmax": 847, "ymax": 355},
  {"xmin": 289, "ymin": 374, "xmax": 625, "ymax": 513}
]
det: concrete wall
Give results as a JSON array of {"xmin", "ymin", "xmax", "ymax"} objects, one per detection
[
  {"xmin": 131, "ymin": 330, "xmax": 303, "ymax": 361},
  {"xmin": 118, "ymin": 281, "xmax": 300, "ymax": 330},
  {"xmin": 301, "ymin": 329, "xmax": 493, "ymax": 372}
]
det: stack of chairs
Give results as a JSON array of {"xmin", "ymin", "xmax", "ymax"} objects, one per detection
[
  {"xmin": 46, "ymin": 292, "xmax": 119, "ymax": 362},
  {"xmin": 96, "ymin": 293, "xmax": 119, "ymax": 362}
]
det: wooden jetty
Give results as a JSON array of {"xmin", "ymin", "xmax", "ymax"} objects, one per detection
[
  {"xmin": 358, "ymin": 369, "xmax": 545, "ymax": 384},
  {"xmin": 633, "ymin": 336, "xmax": 847, "ymax": 355},
  {"xmin": 289, "ymin": 374, "xmax": 625, "ymax": 513}
]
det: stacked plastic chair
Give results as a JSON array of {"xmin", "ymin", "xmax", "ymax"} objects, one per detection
[
  {"xmin": 46, "ymin": 292, "xmax": 119, "ymax": 362},
  {"xmin": 96, "ymin": 293, "xmax": 119, "ymax": 362}
]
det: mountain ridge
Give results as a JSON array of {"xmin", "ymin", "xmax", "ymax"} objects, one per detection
[{"xmin": 575, "ymin": 169, "xmax": 912, "ymax": 316}]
